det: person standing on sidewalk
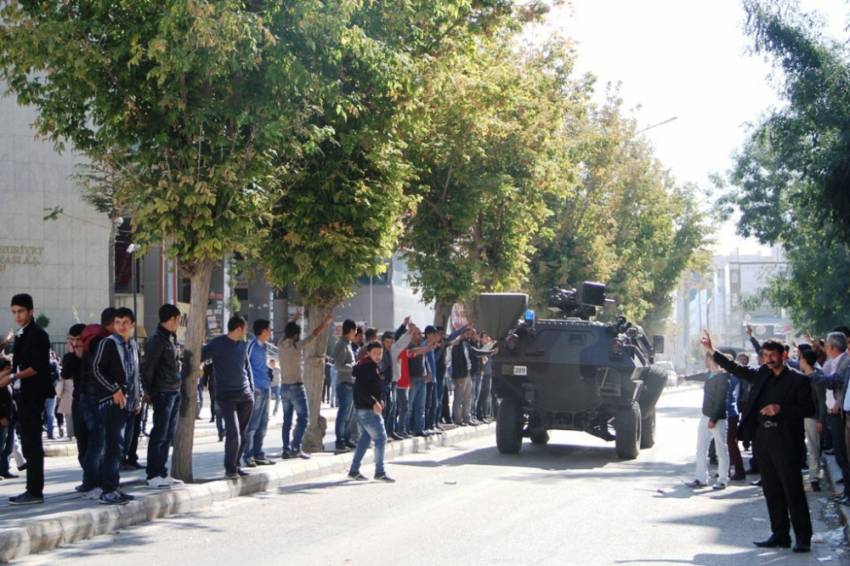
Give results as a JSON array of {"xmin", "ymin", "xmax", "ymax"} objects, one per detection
[
  {"xmin": 822, "ymin": 331, "xmax": 850, "ymax": 503},
  {"xmin": 798, "ymin": 347, "xmax": 826, "ymax": 492},
  {"xmin": 391, "ymin": 320, "xmax": 414, "ymax": 439},
  {"xmin": 270, "ymin": 359, "xmax": 282, "ymax": 417},
  {"xmin": 202, "ymin": 315, "xmax": 254, "ymax": 480},
  {"xmin": 451, "ymin": 327, "xmax": 478, "ymax": 426},
  {"xmin": 91, "ymin": 307, "xmax": 142, "ymax": 505},
  {"xmin": 333, "ymin": 319, "xmax": 358, "ymax": 454},
  {"xmin": 702, "ymin": 331, "xmax": 815, "ymax": 553},
  {"xmin": 278, "ymin": 312, "xmax": 332, "ymax": 459},
  {"xmin": 142, "ymin": 304, "xmax": 185, "ymax": 488},
  {"xmin": 348, "ymin": 342, "xmax": 394, "ymax": 483},
  {"xmin": 0, "ymin": 357, "xmax": 16, "ymax": 480},
  {"xmin": 0, "ymin": 294, "xmax": 53, "ymax": 505},
  {"xmin": 686, "ymin": 353, "xmax": 731, "ymax": 491},
  {"xmin": 379, "ymin": 331, "xmax": 396, "ymax": 439},
  {"xmin": 60, "ymin": 324, "xmax": 86, "ymax": 445},
  {"xmin": 243, "ymin": 319, "xmax": 274, "ymax": 468}
]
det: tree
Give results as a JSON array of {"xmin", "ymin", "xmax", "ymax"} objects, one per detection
[
  {"xmin": 0, "ymin": 1, "xmax": 315, "ymax": 480},
  {"xmin": 723, "ymin": 0, "xmax": 850, "ymax": 331},
  {"xmin": 257, "ymin": 0, "xmax": 518, "ymax": 451},
  {"xmin": 403, "ymin": 35, "xmax": 586, "ymax": 327}
]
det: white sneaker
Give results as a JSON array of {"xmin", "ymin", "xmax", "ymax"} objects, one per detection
[
  {"xmin": 82, "ymin": 487, "xmax": 103, "ymax": 500},
  {"xmin": 146, "ymin": 476, "xmax": 170, "ymax": 488},
  {"xmin": 165, "ymin": 476, "xmax": 184, "ymax": 486}
]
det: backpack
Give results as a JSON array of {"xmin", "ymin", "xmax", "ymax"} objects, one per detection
[{"xmin": 80, "ymin": 324, "xmax": 109, "ymax": 354}]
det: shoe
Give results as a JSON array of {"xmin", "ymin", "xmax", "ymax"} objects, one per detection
[
  {"xmin": 811, "ymin": 480, "xmax": 821, "ymax": 492},
  {"xmin": 225, "ymin": 472, "xmax": 240, "ymax": 480},
  {"xmin": 281, "ymin": 450, "xmax": 292, "ymax": 460},
  {"xmin": 469, "ymin": 419, "xmax": 480, "ymax": 426},
  {"xmin": 374, "ymin": 473, "xmax": 395, "ymax": 483},
  {"xmin": 684, "ymin": 480, "xmax": 706, "ymax": 488},
  {"xmin": 218, "ymin": 434, "xmax": 224, "ymax": 442},
  {"xmin": 390, "ymin": 433, "xmax": 404, "ymax": 441},
  {"xmin": 81, "ymin": 487, "xmax": 103, "ymax": 500},
  {"xmin": 712, "ymin": 483, "xmax": 727, "ymax": 491},
  {"xmin": 165, "ymin": 476, "xmax": 184, "ymax": 486},
  {"xmin": 254, "ymin": 458, "xmax": 275, "ymax": 466},
  {"xmin": 792, "ymin": 542, "xmax": 811, "ymax": 553},
  {"xmin": 347, "ymin": 472, "xmax": 368, "ymax": 481},
  {"xmin": 9, "ymin": 492, "xmax": 44, "ymax": 506},
  {"xmin": 413, "ymin": 432, "xmax": 428, "ymax": 438},
  {"xmin": 750, "ymin": 479, "xmax": 762, "ymax": 487},
  {"xmin": 237, "ymin": 469, "xmax": 249, "ymax": 477},
  {"xmin": 74, "ymin": 483, "xmax": 92, "ymax": 493},
  {"xmin": 345, "ymin": 441, "xmax": 357, "ymax": 449},
  {"xmin": 753, "ymin": 535, "xmax": 791, "ymax": 548},
  {"xmin": 117, "ymin": 489, "xmax": 135, "ymax": 502},
  {"xmin": 99, "ymin": 491, "xmax": 129, "ymax": 505},
  {"xmin": 127, "ymin": 461, "xmax": 144, "ymax": 470},
  {"xmin": 18, "ymin": 463, "xmax": 27, "ymax": 471},
  {"xmin": 459, "ymin": 422, "xmax": 469, "ymax": 427},
  {"xmin": 243, "ymin": 459, "xmax": 258, "ymax": 468},
  {"xmin": 1, "ymin": 472, "xmax": 19, "ymax": 479},
  {"xmin": 293, "ymin": 450, "xmax": 311, "ymax": 460},
  {"xmin": 146, "ymin": 476, "xmax": 170, "ymax": 488},
  {"xmin": 334, "ymin": 446, "xmax": 351, "ymax": 455}
]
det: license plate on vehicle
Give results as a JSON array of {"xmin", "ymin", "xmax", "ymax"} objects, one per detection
[{"xmin": 513, "ymin": 365, "xmax": 528, "ymax": 376}]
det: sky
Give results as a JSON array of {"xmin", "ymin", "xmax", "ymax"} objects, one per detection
[{"xmin": 541, "ymin": 0, "xmax": 847, "ymax": 256}]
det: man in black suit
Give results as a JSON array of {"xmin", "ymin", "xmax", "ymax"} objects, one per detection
[
  {"xmin": 0, "ymin": 294, "xmax": 53, "ymax": 505},
  {"xmin": 701, "ymin": 330, "xmax": 815, "ymax": 553}
]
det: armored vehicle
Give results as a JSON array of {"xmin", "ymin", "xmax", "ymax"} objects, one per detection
[{"xmin": 477, "ymin": 282, "xmax": 667, "ymax": 459}]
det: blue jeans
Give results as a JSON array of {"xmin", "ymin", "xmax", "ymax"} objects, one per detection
[
  {"xmin": 146, "ymin": 391, "xmax": 181, "ymax": 479},
  {"xmin": 271, "ymin": 385, "xmax": 281, "ymax": 415},
  {"xmin": 43, "ymin": 397, "xmax": 56, "ymax": 437},
  {"xmin": 335, "ymin": 382, "xmax": 354, "ymax": 448},
  {"xmin": 395, "ymin": 388, "xmax": 409, "ymax": 435},
  {"xmin": 349, "ymin": 410, "xmax": 387, "ymax": 476},
  {"xmin": 243, "ymin": 387, "xmax": 270, "ymax": 462},
  {"xmin": 82, "ymin": 397, "xmax": 129, "ymax": 493},
  {"xmin": 471, "ymin": 372, "xmax": 483, "ymax": 419},
  {"xmin": 80, "ymin": 395, "xmax": 104, "ymax": 490},
  {"xmin": 281, "ymin": 383, "xmax": 309, "ymax": 452},
  {"xmin": 408, "ymin": 379, "xmax": 427, "ymax": 434},
  {"xmin": 433, "ymin": 378, "xmax": 445, "ymax": 427},
  {"xmin": 425, "ymin": 381, "xmax": 436, "ymax": 430}
]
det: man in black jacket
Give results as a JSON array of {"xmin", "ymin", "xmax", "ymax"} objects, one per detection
[
  {"xmin": 0, "ymin": 294, "xmax": 53, "ymax": 505},
  {"xmin": 701, "ymin": 331, "xmax": 815, "ymax": 552},
  {"xmin": 0, "ymin": 357, "xmax": 15, "ymax": 480},
  {"xmin": 143, "ymin": 304, "xmax": 184, "ymax": 488},
  {"xmin": 347, "ymin": 343, "xmax": 393, "ymax": 483}
]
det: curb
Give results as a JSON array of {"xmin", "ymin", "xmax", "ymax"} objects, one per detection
[{"xmin": 0, "ymin": 423, "xmax": 495, "ymax": 562}]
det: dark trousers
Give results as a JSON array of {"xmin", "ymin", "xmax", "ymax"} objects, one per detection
[
  {"xmin": 0, "ymin": 424, "xmax": 13, "ymax": 475},
  {"xmin": 18, "ymin": 400, "xmax": 45, "ymax": 497},
  {"xmin": 146, "ymin": 392, "xmax": 181, "ymax": 479},
  {"xmin": 478, "ymin": 373, "xmax": 493, "ymax": 420},
  {"xmin": 217, "ymin": 391, "xmax": 253, "ymax": 474},
  {"xmin": 425, "ymin": 381, "xmax": 436, "ymax": 430},
  {"xmin": 440, "ymin": 380, "xmax": 451, "ymax": 424},
  {"xmin": 71, "ymin": 398, "xmax": 88, "ymax": 469},
  {"xmin": 727, "ymin": 415, "xmax": 745, "ymax": 478},
  {"xmin": 123, "ymin": 410, "xmax": 142, "ymax": 464},
  {"xmin": 383, "ymin": 383, "xmax": 396, "ymax": 435},
  {"xmin": 756, "ymin": 428, "xmax": 812, "ymax": 544},
  {"xmin": 102, "ymin": 403, "xmax": 130, "ymax": 493},
  {"xmin": 828, "ymin": 413, "xmax": 850, "ymax": 496}
]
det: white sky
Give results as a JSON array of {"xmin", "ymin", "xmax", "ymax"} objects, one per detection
[{"xmin": 542, "ymin": 0, "xmax": 847, "ymax": 256}]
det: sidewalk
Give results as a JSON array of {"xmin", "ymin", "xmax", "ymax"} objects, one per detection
[
  {"xmin": 0, "ymin": 417, "xmax": 496, "ymax": 562},
  {"xmin": 824, "ymin": 451, "xmax": 850, "ymax": 545}
]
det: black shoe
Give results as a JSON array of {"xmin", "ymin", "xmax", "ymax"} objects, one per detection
[
  {"xmin": 347, "ymin": 471, "xmax": 368, "ymax": 481},
  {"xmin": 1, "ymin": 472, "xmax": 19, "ymax": 479},
  {"xmin": 243, "ymin": 459, "xmax": 258, "ymax": 468},
  {"xmin": 293, "ymin": 450, "xmax": 311, "ymax": 460},
  {"xmin": 218, "ymin": 433, "xmax": 224, "ymax": 442},
  {"xmin": 334, "ymin": 446, "xmax": 350, "ymax": 455},
  {"xmin": 753, "ymin": 535, "xmax": 791, "ymax": 548},
  {"xmin": 254, "ymin": 458, "xmax": 275, "ymax": 466},
  {"xmin": 225, "ymin": 472, "xmax": 240, "ymax": 480},
  {"xmin": 684, "ymin": 480, "xmax": 706, "ymax": 488},
  {"xmin": 98, "ymin": 491, "xmax": 129, "ymax": 506},
  {"xmin": 374, "ymin": 473, "xmax": 395, "ymax": 483},
  {"xmin": 237, "ymin": 469, "xmax": 250, "ymax": 477},
  {"xmin": 122, "ymin": 461, "xmax": 144, "ymax": 470},
  {"xmin": 811, "ymin": 480, "xmax": 821, "ymax": 492},
  {"xmin": 18, "ymin": 463, "xmax": 27, "ymax": 471},
  {"xmin": 281, "ymin": 450, "xmax": 292, "ymax": 460},
  {"xmin": 792, "ymin": 543, "xmax": 811, "ymax": 553},
  {"xmin": 390, "ymin": 433, "xmax": 404, "ymax": 441},
  {"xmin": 345, "ymin": 441, "xmax": 357, "ymax": 449},
  {"xmin": 9, "ymin": 492, "xmax": 43, "ymax": 506},
  {"xmin": 750, "ymin": 479, "xmax": 762, "ymax": 487}
]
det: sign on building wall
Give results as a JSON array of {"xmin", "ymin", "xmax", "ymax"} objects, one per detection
[{"xmin": 0, "ymin": 245, "xmax": 44, "ymax": 272}]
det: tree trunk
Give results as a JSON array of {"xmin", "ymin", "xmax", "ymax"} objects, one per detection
[
  {"xmin": 171, "ymin": 259, "xmax": 215, "ymax": 482},
  {"xmin": 434, "ymin": 301, "xmax": 453, "ymax": 329},
  {"xmin": 301, "ymin": 302, "xmax": 335, "ymax": 453},
  {"xmin": 107, "ymin": 216, "xmax": 117, "ymax": 307}
]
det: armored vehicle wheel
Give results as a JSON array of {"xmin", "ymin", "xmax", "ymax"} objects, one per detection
[
  {"xmin": 615, "ymin": 402, "xmax": 641, "ymax": 460},
  {"xmin": 529, "ymin": 429, "xmax": 549, "ymax": 445},
  {"xmin": 496, "ymin": 398, "xmax": 523, "ymax": 454},
  {"xmin": 640, "ymin": 410, "xmax": 656, "ymax": 449}
]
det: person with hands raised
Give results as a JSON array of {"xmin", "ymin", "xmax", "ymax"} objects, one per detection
[{"xmin": 700, "ymin": 330, "xmax": 815, "ymax": 553}]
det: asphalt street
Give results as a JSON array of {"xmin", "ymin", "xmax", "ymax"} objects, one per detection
[{"xmin": 13, "ymin": 387, "xmax": 850, "ymax": 566}]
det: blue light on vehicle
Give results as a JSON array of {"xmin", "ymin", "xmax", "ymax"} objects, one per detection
[{"xmin": 524, "ymin": 309, "xmax": 535, "ymax": 324}]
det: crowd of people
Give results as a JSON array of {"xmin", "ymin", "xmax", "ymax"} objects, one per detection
[
  {"xmin": 693, "ymin": 325, "xmax": 850, "ymax": 554},
  {"xmin": 0, "ymin": 292, "xmax": 497, "ymax": 505}
]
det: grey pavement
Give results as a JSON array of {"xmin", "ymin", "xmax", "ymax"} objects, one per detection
[{"xmin": 10, "ymin": 387, "xmax": 849, "ymax": 566}]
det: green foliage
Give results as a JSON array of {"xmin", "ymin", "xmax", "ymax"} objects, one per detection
[
  {"xmin": 531, "ymin": 92, "xmax": 710, "ymax": 331},
  {"xmin": 403, "ymin": 36, "xmax": 588, "ymax": 306},
  {"xmin": 724, "ymin": 0, "xmax": 850, "ymax": 331},
  {"xmin": 34, "ymin": 314, "xmax": 50, "ymax": 330}
]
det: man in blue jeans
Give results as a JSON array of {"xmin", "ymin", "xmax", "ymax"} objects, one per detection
[
  {"xmin": 142, "ymin": 304, "xmax": 185, "ymax": 488},
  {"xmin": 333, "ymin": 319, "xmax": 358, "ymax": 454},
  {"xmin": 243, "ymin": 319, "xmax": 274, "ymax": 467},
  {"xmin": 348, "ymin": 342, "xmax": 394, "ymax": 482},
  {"xmin": 278, "ymin": 312, "xmax": 332, "ymax": 459}
]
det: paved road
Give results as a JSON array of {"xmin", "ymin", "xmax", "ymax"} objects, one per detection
[{"xmin": 14, "ymin": 388, "xmax": 850, "ymax": 566}]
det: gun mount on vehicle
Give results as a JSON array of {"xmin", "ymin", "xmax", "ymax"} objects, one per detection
[{"xmin": 477, "ymin": 282, "xmax": 667, "ymax": 459}]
